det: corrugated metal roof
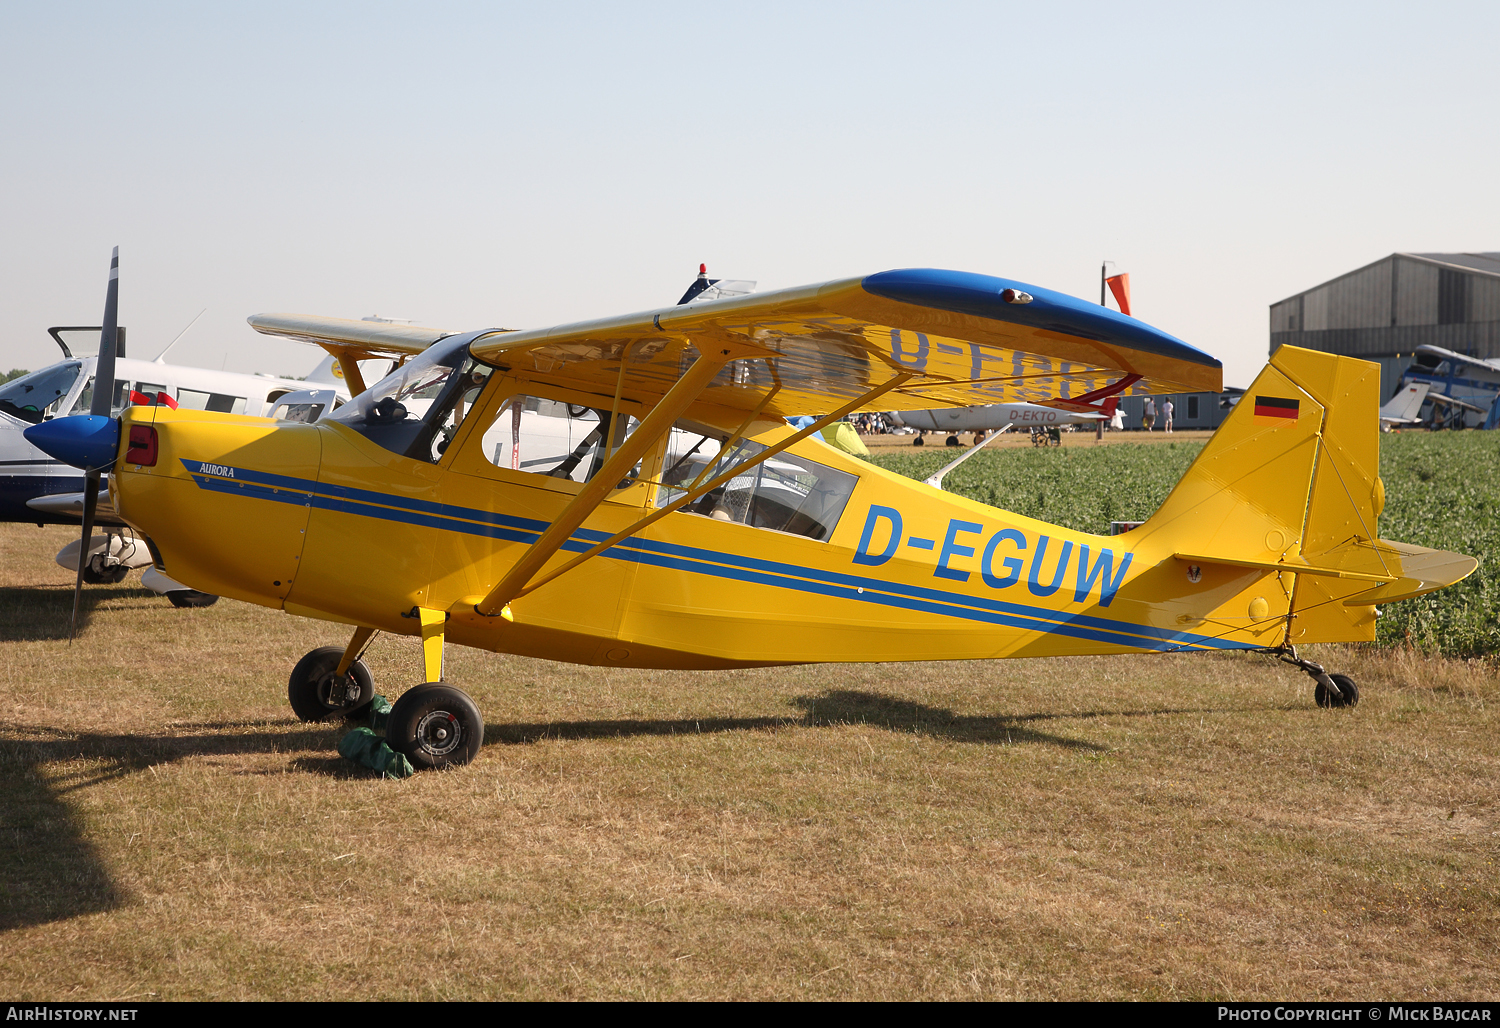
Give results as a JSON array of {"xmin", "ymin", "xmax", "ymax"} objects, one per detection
[
  {"xmin": 1271, "ymin": 252, "xmax": 1500, "ymax": 308},
  {"xmin": 1410, "ymin": 252, "xmax": 1500, "ymax": 276}
]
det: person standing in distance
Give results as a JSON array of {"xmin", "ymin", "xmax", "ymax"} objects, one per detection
[
  {"xmin": 1163, "ymin": 398, "xmax": 1174, "ymax": 434},
  {"xmin": 1142, "ymin": 396, "xmax": 1157, "ymax": 432}
]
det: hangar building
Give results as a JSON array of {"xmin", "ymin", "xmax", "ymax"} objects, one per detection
[{"xmin": 1268, "ymin": 252, "xmax": 1500, "ymax": 399}]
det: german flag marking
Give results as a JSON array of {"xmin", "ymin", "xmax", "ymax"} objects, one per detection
[{"xmin": 1254, "ymin": 396, "xmax": 1299, "ymax": 420}]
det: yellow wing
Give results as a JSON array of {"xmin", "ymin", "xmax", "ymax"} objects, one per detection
[{"xmin": 466, "ymin": 269, "xmax": 1222, "ymax": 415}]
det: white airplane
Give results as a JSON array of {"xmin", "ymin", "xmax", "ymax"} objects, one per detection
[
  {"xmin": 1400, "ymin": 345, "xmax": 1500, "ymax": 429},
  {"xmin": 1378, "ymin": 381, "xmax": 1431, "ymax": 430},
  {"xmin": 888, "ymin": 396, "xmax": 1120, "ymax": 445},
  {"xmin": 0, "ymin": 325, "xmax": 367, "ymax": 604}
]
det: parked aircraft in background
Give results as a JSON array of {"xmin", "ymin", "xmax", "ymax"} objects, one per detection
[
  {"xmin": 889, "ymin": 397, "xmax": 1120, "ymax": 445},
  {"xmin": 0, "ymin": 325, "xmax": 370, "ymax": 603},
  {"xmin": 1378, "ymin": 382, "xmax": 1431, "ymax": 430},
  {"xmin": 1399, "ymin": 345, "xmax": 1500, "ymax": 429}
]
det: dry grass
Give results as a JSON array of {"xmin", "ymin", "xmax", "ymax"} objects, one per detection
[{"xmin": 0, "ymin": 522, "xmax": 1496, "ymax": 1000}]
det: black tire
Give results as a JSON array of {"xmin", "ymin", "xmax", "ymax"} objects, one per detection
[
  {"xmin": 82, "ymin": 564, "xmax": 131, "ymax": 585},
  {"xmin": 166, "ymin": 589, "xmax": 219, "ymax": 608},
  {"xmin": 945, "ymin": 435, "xmax": 961, "ymax": 447},
  {"xmin": 386, "ymin": 683, "xmax": 484, "ymax": 770},
  {"xmin": 1315, "ymin": 673, "xmax": 1360, "ymax": 709},
  {"xmin": 287, "ymin": 646, "xmax": 375, "ymax": 722},
  {"xmin": 912, "ymin": 436, "xmax": 923, "ymax": 446}
]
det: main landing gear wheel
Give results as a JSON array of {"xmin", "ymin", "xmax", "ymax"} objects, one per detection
[
  {"xmin": 166, "ymin": 589, "xmax": 219, "ymax": 608},
  {"xmin": 386, "ymin": 683, "xmax": 484, "ymax": 771},
  {"xmin": 1315, "ymin": 673, "xmax": 1360, "ymax": 709},
  {"xmin": 287, "ymin": 646, "xmax": 375, "ymax": 722}
]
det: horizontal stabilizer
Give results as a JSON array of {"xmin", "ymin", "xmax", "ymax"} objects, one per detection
[
  {"xmin": 1342, "ymin": 540, "xmax": 1478, "ymax": 605},
  {"xmin": 1174, "ymin": 552, "xmax": 1396, "ymax": 584}
]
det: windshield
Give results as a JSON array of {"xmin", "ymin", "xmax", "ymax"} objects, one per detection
[
  {"xmin": 323, "ymin": 336, "xmax": 486, "ymax": 460},
  {"xmin": 0, "ymin": 362, "xmax": 83, "ymax": 424}
]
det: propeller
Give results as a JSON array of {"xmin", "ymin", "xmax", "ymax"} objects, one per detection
[{"xmin": 24, "ymin": 248, "xmax": 124, "ymax": 641}]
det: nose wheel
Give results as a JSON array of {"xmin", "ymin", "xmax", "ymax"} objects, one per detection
[{"xmin": 386, "ymin": 683, "xmax": 484, "ymax": 770}]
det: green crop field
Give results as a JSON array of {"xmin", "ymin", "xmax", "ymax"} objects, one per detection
[{"xmin": 868, "ymin": 431, "xmax": 1500, "ymax": 659}]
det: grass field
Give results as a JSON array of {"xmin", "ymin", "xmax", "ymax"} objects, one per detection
[{"xmin": 0, "ymin": 432, "xmax": 1496, "ymax": 1000}]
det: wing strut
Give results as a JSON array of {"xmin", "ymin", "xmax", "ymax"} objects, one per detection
[
  {"xmin": 331, "ymin": 351, "xmax": 368, "ymax": 397},
  {"xmin": 495, "ymin": 372, "xmax": 915, "ymax": 610},
  {"xmin": 474, "ymin": 348, "xmax": 734, "ymax": 618}
]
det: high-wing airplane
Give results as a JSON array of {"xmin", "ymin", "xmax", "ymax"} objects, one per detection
[
  {"xmin": 1400, "ymin": 345, "xmax": 1500, "ymax": 429},
  {"xmin": 29, "ymin": 253, "xmax": 1478, "ymax": 773}
]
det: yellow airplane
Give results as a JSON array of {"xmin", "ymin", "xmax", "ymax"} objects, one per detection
[{"xmin": 29, "ymin": 254, "xmax": 1478, "ymax": 771}]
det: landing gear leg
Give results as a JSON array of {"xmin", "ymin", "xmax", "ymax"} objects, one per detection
[
  {"xmin": 386, "ymin": 608, "xmax": 485, "ymax": 770},
  {"xmin": 1259, "ymin": 646, "xmax": 1359, "ymax": 708}
]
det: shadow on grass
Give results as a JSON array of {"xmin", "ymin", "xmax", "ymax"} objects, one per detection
[
  {"xmin": 0, "ymin": 584, "xmax": 158, "ymax": 641},
  {"xmin": 487, "ymin": 689, "xmax": 1111, "ymax": 751},
  {"xmin": 0, "ymin": 721, "xmax": 343, "ymax": 932},
  {"xmin": 0, "ymin": 690, "xmax": 1248, "ymax": 930}
]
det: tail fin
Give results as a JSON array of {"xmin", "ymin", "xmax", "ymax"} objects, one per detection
[
  {"xmin": 1099, "ymin": 396, "xmax": 1119, "ymax": 417},
  {"xmin": 1140, "ymin": 345, "xmax": 1474, "ymax": 644},
  {"xmin": 1379, "ymin": 381, "xmax": 1430, "ymax": 424}
]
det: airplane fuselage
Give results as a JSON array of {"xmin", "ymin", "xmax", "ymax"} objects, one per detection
[
  {"xmin": 112, "ymin": 346, "xmax": 1400, "ymax": 671},
  {"xmin": 890, "ymin": 402, "xmax": 1103, "ymax": 433}
]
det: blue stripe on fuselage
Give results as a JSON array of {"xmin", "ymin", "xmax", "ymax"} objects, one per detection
[{"xmin": 179, "ymin": 459, "xmax": 1253, "ymax": 652}]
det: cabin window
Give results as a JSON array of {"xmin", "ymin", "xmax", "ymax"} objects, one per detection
[
  {"xmin": 656, "ymin": 420, "xmax": 858, "ymax": 542},
  {"xmin": 176, "ymin": 389, "xmax": 246, "ymax": 414},
  {"xmin": 0, "ymin": 361, "xmax": 82, "ymax": 424},
  {"xmin": 73, "ymin": 378, "xmax": 174, "ymax": 415},
  {"xmin": 480, "ymin": 394, "xmax": 643, "ymax": 486},
  {"xmin": 1187, "ymin": 395, "xmax": 1199, "ymax": 419}
]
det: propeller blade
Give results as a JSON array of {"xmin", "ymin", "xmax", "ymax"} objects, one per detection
[
  {"xmin": 92, "ymin": 248, "xmax": 120, "ymax": 418},
  {"xmin": 69, "ymin": 247, "xmax": 120, "ymax": 643},
  {"xmin": 70, "ymin": 472, "xmax": 101, "ymax": 642}
]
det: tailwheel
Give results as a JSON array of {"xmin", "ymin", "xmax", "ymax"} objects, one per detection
[
  {"xmin": 287, "ymin": 646, "xmax": 375, "ymax": 722},
  {"xmin": 1315, "ymin": 673, "xmax": 1360, "ymax": 709},
  {"xmin": 387, "ymin": 683, "xmax": 484, "ymax": 770}
]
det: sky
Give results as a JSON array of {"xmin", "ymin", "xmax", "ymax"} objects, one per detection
[{"xmin": 2, "ymin": 1, "xmax": 1496, "ymax": 390}]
